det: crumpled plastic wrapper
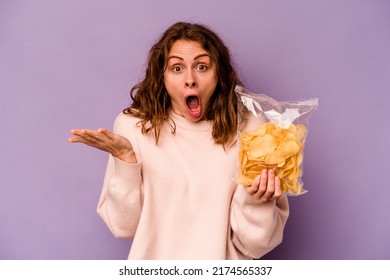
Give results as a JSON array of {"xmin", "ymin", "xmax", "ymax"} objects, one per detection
[{"xmin": 236, "ymin": 86, "xmax": 318, "ymax": 196}]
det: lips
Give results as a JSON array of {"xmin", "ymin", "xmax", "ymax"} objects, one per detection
[
  {"xmin": 186, "ymin": 95, "xmax": 199, "ymax": 109},
  {"xmin": 185, "ymin": 95, "xmax": 202, "ymax": 119}
]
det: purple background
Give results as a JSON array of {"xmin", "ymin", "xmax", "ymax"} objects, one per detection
[{"xmin": 1, "ymin": 0, "xmax": 389, "ymax": 260}]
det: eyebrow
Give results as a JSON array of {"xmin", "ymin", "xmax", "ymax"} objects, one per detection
[{"xmin": 167, "ymin": 53, "xmax": 211, "ymax": 61}]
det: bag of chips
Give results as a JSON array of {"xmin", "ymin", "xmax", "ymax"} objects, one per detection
[{"xmin": 236, "ymin": 86, "xmax": 318, "ymax": 196}]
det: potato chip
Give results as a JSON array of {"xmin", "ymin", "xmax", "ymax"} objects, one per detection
[
  {"xmin": 237, "ymin": 121, "xmax": 307, "ymax": 195},
  {"xmin": 236, "ymin": 85, "xmax": 318, "ymax": 196}
]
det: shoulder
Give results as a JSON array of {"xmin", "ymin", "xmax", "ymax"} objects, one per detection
[
  {"xmin": 113, "ymin": 112, "xmax": 141, "ymax": 135},
  {"xmin": 114, "ymin": 111, "xmax": 139, "ymax": 124}
]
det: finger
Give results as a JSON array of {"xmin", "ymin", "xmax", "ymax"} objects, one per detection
[
  {"xmin": 68, "ymin": 129, "xmax": 88, "ymax": 143},
  {"xmin": 70, "ymin": 129, "xmax": 96, "ymax": 139},
  {"xmin": 80, "ymin": 129, "xmax": 99, "ymax": 137},
  {"xmin": 68, "ymin": 135, "xmax": 83, "ymax": 143},
  {"xmin": 252, "ymin": 169, "xmax": 268, "ymax": 200},
  {"xmin": 97, "ymin": 128, "xmax": 114, "ymax": 140},
  {"xmin": 260, "ymin": 169, "xmax": 276, "ymax": 202},
  {"xmin": 81, "ymin": 132, "xmax": 99, "ymax": 143},
  {"xmin": 69, "ymin": 129, "xmax": 101, "ymax": 145},
  {"xmin": 69, "ymin": 129, "xmax": 84, "ymax": 137},
  {"xmin": 271, "ymin": 176, "xmax": 283, "ymax": 201},
  {"xmin": 246, "ymin": 175, "xmax": 261, "ymax": 195},
  {"xmin": 79, "ymin": 129, "xmax": 110, "ymax": 145}
]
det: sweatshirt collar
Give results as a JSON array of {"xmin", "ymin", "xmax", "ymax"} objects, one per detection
[{"xmin": 169, "ymin": 111, "xmax": 212, "ymax": 131}]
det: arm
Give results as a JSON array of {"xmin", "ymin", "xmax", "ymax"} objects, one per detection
[
  {"xmin": 96, "ymin": 154, "xmax": 143, "ymax": 238},
  {"xmin": 69, "ymin": 113, "xmax": 143, "ymax": 238},
  {"xmin": 96, "ymin": 114, "xmax": 143, "ymax": 238},
  {"xmin": 230, "ymin": 170, "xmax": 289, "ymax": 259}
]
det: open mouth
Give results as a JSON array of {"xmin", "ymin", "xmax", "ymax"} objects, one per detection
[
  {"xmin": 186, "ymin": 95, "xmax": 200, "ymax": 110},
  {"xmin": 185, "ymin": 95, "xmax": 202, "ymax": 119}
]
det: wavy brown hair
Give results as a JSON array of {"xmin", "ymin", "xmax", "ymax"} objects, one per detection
[{"xmin": 124, "ymin": 22, "xmax": 242, "ymax": 147}]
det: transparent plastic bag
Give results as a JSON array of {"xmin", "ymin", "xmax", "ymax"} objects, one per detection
[{"xmin": 236, "ymin": 85, "xmax": 318, "ymax": 196}]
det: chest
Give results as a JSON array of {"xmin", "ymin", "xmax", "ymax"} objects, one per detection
[{"xmin": 136, "ymin": 125, "xmax": 238, "ymax": 195}]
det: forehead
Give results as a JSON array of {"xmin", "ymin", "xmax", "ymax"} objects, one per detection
[{"xmin": 168, "ymin": 40, "xmax": 209, "ymax": 58}]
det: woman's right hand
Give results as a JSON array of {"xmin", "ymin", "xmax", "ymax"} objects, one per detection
[{"xmin": 68, "ymin": 128, "xmax": 137, "ymax": 164}]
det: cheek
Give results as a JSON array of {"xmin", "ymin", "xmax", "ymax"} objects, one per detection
[
  {"xmin": 164, "ymin": 78, "xmax": 181, "ymax": 105},
  {"xmin": 163, "ymin": 74, "xmax": 178, "ymax": 92},
  {"xmin": 207, "ymin": 71, "xmax": 218, "ymax": 88},
  {"xmin": 206, "ymin": 76, "xmax": 218, "ymax": 95}
]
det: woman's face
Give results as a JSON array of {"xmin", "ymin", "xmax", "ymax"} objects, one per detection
[{"xmin": 163, "ymin": 39, "xmax": 218, "ymax": 122}]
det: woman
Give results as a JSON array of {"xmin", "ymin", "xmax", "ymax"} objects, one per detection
[{"xmin": 69, "ymin": 22, "xmax": 289, "ymax": 259}]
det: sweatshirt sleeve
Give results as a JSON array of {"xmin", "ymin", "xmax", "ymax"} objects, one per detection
[
  {"xmin": 230, "ymin": 185, "xmax": 289, "ymax": 259},
  {"xmin": 96, "ymin": 114, "xmax": 143, "ymax": 239}
]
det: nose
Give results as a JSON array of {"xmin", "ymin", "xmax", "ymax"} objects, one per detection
[
  {"xmin": 185, "ymin": 71, "xmax": 197, "ymax": 88},
  {"xmin": 186, "ymin": 81, "xmax": 197, "ymax": 88}
]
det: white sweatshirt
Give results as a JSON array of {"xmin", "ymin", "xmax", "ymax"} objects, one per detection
[{"xmin": 97, "ymin": 111, "xmax": 289, "ymax": 259}]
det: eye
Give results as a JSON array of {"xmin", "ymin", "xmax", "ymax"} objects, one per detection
[
  {"xmin": 197, "ymin": 64, "xmax": 208, "ymax": 71},
  {"xmin": 172, "ymin": 65, "xmax": 183, "ymax": 72}
]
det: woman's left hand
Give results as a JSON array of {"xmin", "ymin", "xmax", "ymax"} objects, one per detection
[{"xmin": 246, "ymin": 169, "xmax": 282, "ymax": 202}]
